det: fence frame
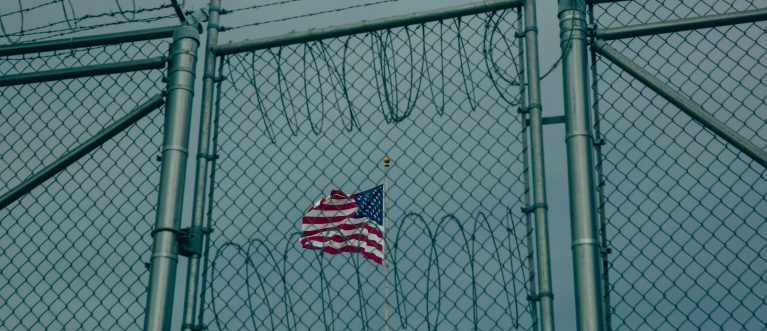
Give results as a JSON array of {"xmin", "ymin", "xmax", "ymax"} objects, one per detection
[
  {"xmin": 572, "ymin": 1, "xmax": 767, "ymax": 329},
  {"xmin": 0, "ymin": 21, "xmax": 194, "ymax": 331},
  {"xmin": 192, "ymin": 0, "xmax": 558, "ymax": 330}
]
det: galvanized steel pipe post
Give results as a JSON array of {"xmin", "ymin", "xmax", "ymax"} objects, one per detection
[
  {"xmin": 181, "ymin": 0, "xmax": 222, "ymax": 329},
  {"xmin": 523, "ymin": 0, "xmax": 555, "ymax": 330},
  {"xmin": 558, "ymin": 1, "xmax": 606, "ymax": 330},
  {"xmin": 144, "ymin": 25, "xmax": 200, "ymax": 331}
]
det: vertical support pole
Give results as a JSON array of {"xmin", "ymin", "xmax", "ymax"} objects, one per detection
[
  {"xmin": 515, "ymin": 8, "xmax": 539, "ymax": 330},
  {"xmin": 144, "ymin": 25, "xmax": 200, "ymax": 331},
  {"xmin": 523, "ymin": 0, "xmax": 555, "ymax": 330},
  {"xmin": 558, "ymin": 1, "xmax": 606, "ymax": 330},
  {"xmin": 587, "ymin": 4, "xmax": 613, "ymax": 330},
  {"xmin": 181, "ymin": 1, "xmax": 221, "ymax": 330}
]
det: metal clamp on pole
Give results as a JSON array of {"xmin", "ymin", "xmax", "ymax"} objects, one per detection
[
  {"xmin": 202, "ymin": 73, "xmax": 226, "ymax": 82},
  {"xmin": 143, "ymin": 24, "xmax": 200, "ymax": 331},
  {"xmin": 522, "ymin": 203, "xmax": 549, "ymax": 214},
  {"xmin": 528, "ymin": 291, "xmax": 555, "ymax": 302},
  {"xmin": 196, "ymin": 153, "xmax": 220, "ymax": 161},
  {"xmin": 178, "ymin": 227, "xmax": 213, "ymax": 257},
  {"xmin": 515, "ymin": 26, "xmax": 539, "ymax": 38},
  {"xmin": 593, "ymin": 138, "xmax": 606, "ymax": 146},
  {"xmin": 180, "ymin": 323, "xmax": 208, "ymax": 331}
]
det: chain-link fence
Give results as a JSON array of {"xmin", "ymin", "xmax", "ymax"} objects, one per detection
[
  {"xmin": 590, "ymin": 0, "xmax": 767, "ymax": 329},
  {"xmin": 5, "ymin": 0, "xmax": 766, "ymax": 329},
  {"xmin": 0, "ymin": 37, "xmax": 170, "ymax": 329},
  {"xmin": 200, "ymin": 6, "xmax": 538, "ymax": 330}
]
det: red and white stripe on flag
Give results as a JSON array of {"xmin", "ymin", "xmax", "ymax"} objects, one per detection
[{"xmin": 300, "ymin": 187, "xmax": 384, "ymax": 264}]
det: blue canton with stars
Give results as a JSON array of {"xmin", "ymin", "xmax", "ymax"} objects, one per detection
[{"xmin": 352, "ymin": 185, "xmax": 383, "ymax": 226}]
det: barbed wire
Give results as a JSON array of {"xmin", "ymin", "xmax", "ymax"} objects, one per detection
[
  {"xmin": 221, "ymin": 0, "xmax": 401, "ymax": 31},
  {"xmin": 0, "ymin": 2, "xmax": 176, "ymax": 44},
  {"xmin": 19, "ymin": 14, "xmax": 177, "ymax": 43},
  {"xmin": 223, "ymin": 0, "xmax": 306, "ymax": 14},
  {"xmin": 0, "ymin": 0, "xmax": 59, "ymax": 18}
]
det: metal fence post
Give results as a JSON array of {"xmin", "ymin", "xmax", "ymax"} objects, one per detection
[
  {"xmin": 144, "ymin": 25, "xmax": 200, "ymax": 331},
  {"xmin": 522, "ymin": 0, "xmax": 555, "ymax": 330},
  {"xmin": 181, "ymin": 0, "xmax": 222, "ymax": 330},
  {"xmin": 587, "ymin": 4, "xmax": 613, "ymax": 329},
  {"xmin": 558, "ymin": 0, "xmax": 606, "ymax": 330}
]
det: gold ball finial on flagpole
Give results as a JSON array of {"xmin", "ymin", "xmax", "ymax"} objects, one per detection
[{"xmin": 383, "ymin": 155, "xmax": 391, "ymax": 167}]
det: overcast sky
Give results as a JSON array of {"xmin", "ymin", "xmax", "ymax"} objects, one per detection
[{"xmin": 2, "ymin": 1, "xmax": 765, "ymax": 330}]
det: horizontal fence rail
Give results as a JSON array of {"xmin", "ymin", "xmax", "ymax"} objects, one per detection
[
  {"xmin": 212, "ymin": 0, "xmax": 524, "ymax": 54},
  {"xmin": 0, "ymin": 25, "xmax": 184, "ymax": 57},
  {"xmin": 0, "ymin": 57, "xmax": 167, "ymax": 87},
  {"xmin": 594, "ymin": 7, "xmax": 767, "ymax": 40}
]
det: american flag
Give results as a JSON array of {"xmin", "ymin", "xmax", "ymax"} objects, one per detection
[{"xmin": 300, "ymin": 185, "xmax": 384, "ymax": 264}]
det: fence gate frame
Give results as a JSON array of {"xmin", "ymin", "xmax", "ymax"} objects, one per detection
[
  {"xmin": 0, "ymin": 20, "xmax": 207, "ymax": 331},
  {"xmin": 559, "ymin": 0, "xmax": 767, "ymax": 330},
  {"xmin": 179, "ymin": 0, "xmax": 560, "ymax": 330}
]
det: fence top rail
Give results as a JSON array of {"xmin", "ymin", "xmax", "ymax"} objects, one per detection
[
  {"xmin": 594, "ymin": 7, "xmax": 767, "ymax": 40},
  {"xmin": 212, "ymin": 0, "xmax": 524, "ymax": 56},
  {"xmin": 0, "ymin": 24, "xmax": 199, "ymax": 57}
]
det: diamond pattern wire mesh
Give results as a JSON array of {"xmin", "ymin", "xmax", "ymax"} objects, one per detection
[
  {"xmin": 201, "ymin": 8, "xmax": 537, "ymax": 330},
  {"xmin": 0, "ymin": 39, "xmax": 169, "ymax": 330},
  {"xmin": 591, "ymin": 1, "xmax": 767, "ymax": 329}
]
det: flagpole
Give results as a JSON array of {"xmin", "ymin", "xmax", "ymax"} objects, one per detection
[{"xmin": 383, "ymin": 155, "xmax": 391, "ymax": 331}]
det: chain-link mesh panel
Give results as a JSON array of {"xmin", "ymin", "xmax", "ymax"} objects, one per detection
[
  {"xmin": 591, "ymin": 1, "xmax": 767, "ymax": 329},
  {"xmin": 0, "ymin": 39, "xmax": 169, "ymax": 330},
  {"xmin": 203, "ymin": 8, "xmax": 537, "ymax": 330}
]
